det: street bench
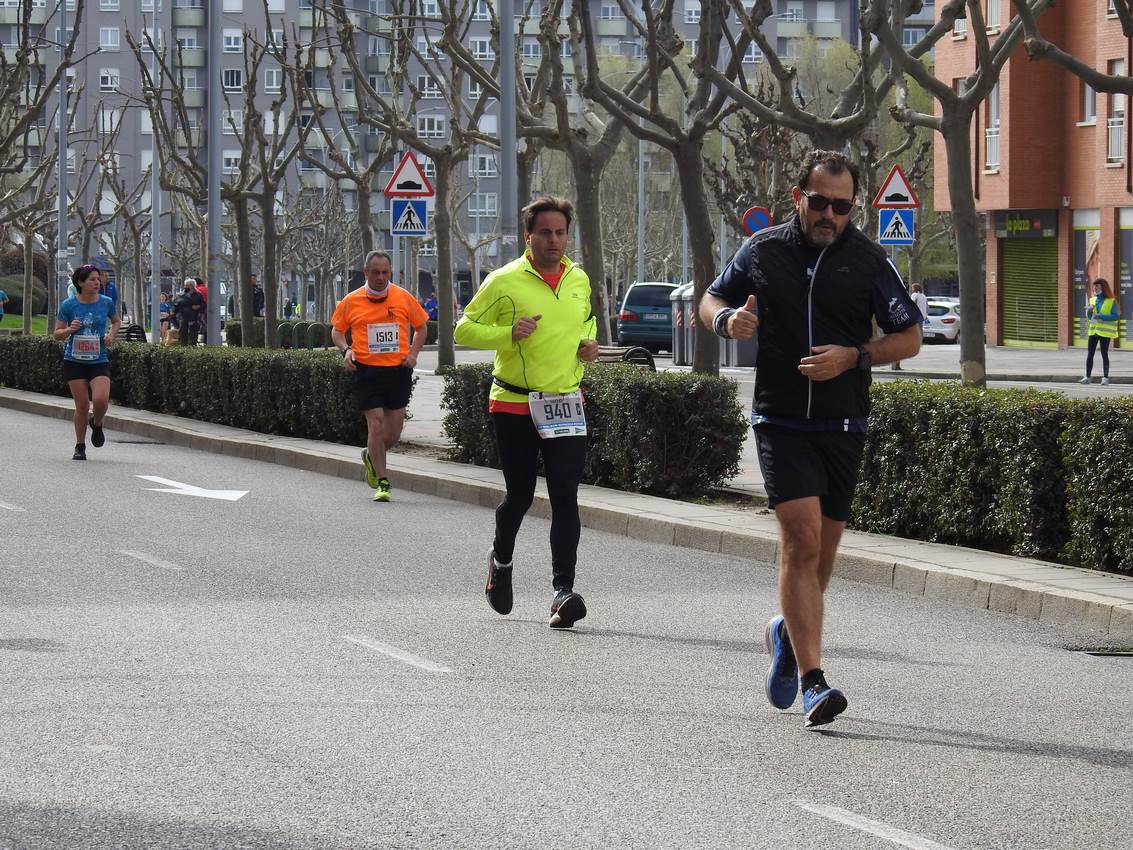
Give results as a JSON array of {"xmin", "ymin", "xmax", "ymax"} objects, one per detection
[
  {"xmin": 119, "ymin": 324, "xmax": 148, "ymax": 342},
  {"xmin": 597, "ymin": 345, "xmax": 656, "ymax": 371}
]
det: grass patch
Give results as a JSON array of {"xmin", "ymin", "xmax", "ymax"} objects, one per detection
[{"xmin": 0, "ymin": 313, "xmax": 49, "ymax": 334}]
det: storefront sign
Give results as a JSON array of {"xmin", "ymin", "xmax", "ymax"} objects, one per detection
[{"xmin": 994, "ymin": 210, "xmax": 1057, "ymax": 239}]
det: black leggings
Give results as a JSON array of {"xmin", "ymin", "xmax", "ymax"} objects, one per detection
[
  {"xmin": 1086, "ymin": 334, "xmax": 1111, "ymax": 378},
  {"xmin": 491, "ymin": 412, "xmax": 587, "ymax": 592}
]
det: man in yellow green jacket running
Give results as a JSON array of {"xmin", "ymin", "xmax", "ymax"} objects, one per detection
[{"xmin": 455, "ymin": 196, "xmax": 599, "ymax": 629}]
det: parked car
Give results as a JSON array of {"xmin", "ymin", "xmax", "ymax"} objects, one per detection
[
  {"xmin": 923, "ymin": 300, "xmax": 961, "ymax": 342},
  {"xmin": 617, "ymin": 282, "xmax": 679, "ymax": 352}
]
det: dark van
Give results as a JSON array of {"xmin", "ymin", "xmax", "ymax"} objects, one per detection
[{"xmin": 617, "ymin": 282, "xmax": 678, "ymax": 352}]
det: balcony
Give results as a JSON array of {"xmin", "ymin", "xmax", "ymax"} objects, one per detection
[
  {"xmin": 810, "ymin": 20, "xmax": 841, "ymax": 39},
  {"xmin": 368, "ymin": 14, "xmax": 392, "ymax": 32},
  {"xmin": 182, "ymin": 88, "xmax": 205, "ymax": 108},
  {"xmin": 596, "ymin": 18, "xmax": 627, "ymax": 37},
  {"xmin": 777, "ymin": 20, "xmax": 807, "ymax": 38},
  {"xmin": 313, "ymin": 48, "xmax": 333, "ymax": 68},
  {"xmin": 0, "ymin": 7, "xmax": 47, "ymax": 25},
  {"xmin": 0, "ymin": 45, "xmax": 43, "ymax": 64},
  {"xmin": 173, "ymin": 7, "xmax": 205, "ymax": 27},
  {"xmin": 365, "ymin": 53, "xmax": 389, "ymax": 73},
  {"xmin": 984, "ymin": 126, "xmax": 1000, "ymax": 169},
  {"xmin": 175, "ymin": 127, "xmax": 203, "ymax": 147},
  {"xmin": 299, "ymin": 170, "xmax": 326, "ymax": 188},
  {"xmin": 1108, "ymin": 116, "xmax": 1125, "ymax": 164},
  {"xmin": 338, "ymin": 176, "xmax": 359, "ymax": 190},
  {"xmin": 365, "ymin": 134, "xmax": 384, "ymax": 152},
  {"xmin": 178, "ymin": 47, "xmax": 206, "ymax": 67}
]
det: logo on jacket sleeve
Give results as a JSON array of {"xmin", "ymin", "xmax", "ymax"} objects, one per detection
[{"xmin": 888, "ymin": 297, "xmax": 911, "ymax": 325}]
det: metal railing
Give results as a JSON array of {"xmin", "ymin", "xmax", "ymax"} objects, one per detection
[
  {"xmin": 984, "ymin": 126, "xmax": 1000, "ymax": 168},
  {"xmin": 1108, "ymin": 116, "xmax": 1125, "ymax": 163}
]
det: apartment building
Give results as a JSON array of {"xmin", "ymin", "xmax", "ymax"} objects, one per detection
[
  {"xmin": 934, "ymin": 1, "xmax": 1132, "ymax": 348},
  {"xmin": 13, "ymin": 0, "xmax": 931, "ymax": 310}
]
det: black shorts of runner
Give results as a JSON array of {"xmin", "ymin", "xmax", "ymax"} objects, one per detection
[
  {"xmin": 353, "ymin": 363, "xmax": 413, "ymax": 411},
  {"xmin": 753, "ymin": 424, "xmax": 867, "ymax": 522},
  {"xmin": 62, "ymin": 361, "xmax": 111, "ymax": 382}
]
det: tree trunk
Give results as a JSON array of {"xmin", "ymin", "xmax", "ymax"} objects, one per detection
[
  {"xmin": 260, "ymin": 194, "xmax": 281, "ymax": 347},
  {"xmin": 571, "ymin": 149, "xmax": 612, "ymax": 344},
  {"xmin": 358, "ymin": 185, "xmax": 374, "ymax": 259},
  {"xmin": 132, "ymin": 229, "xmax": 144, "ymax": 328},
  {"xmin": 673, "ymin": 140, "xmax": 719, "ymax": 374},
  {"xmin": 80, "ymin": 227, "xmax": 93, "ymax": 265},
  {"xmin": 234, "ymin": 196, "xmax": 255, "ymax": 345},
  {"xmin": 44, "ymin": 232, "xmax": 57, "ymax": 333},
  {"xmin": 434, "ymin": 159, "xmax": 456, "ymax": 368},
  {"xmin": 942, "ymin": 114, "xmax": 986, "ymax": 387},
  {"xmin": 408, "ymin": 239, "xmax": 420, "ymax": 299},
  {"xmin": 22, "ymin": 230, "xmax": 33, "ymax": 334}
]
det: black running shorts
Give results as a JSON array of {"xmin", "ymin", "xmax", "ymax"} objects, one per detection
[
  {"xmin": 753, "ymin": 424, "xmax": 867, "ymax": 522},
  {"xmin": 353, "ymin": 363, "xmax": 413, "ymax": 411},
  {"xmin": 62, "ymin": 361, "xmax": 111, "ymax": 382}
]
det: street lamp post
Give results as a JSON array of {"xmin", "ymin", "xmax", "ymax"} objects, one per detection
[
  {"xmin": 499, "ymin": 0, "xmax": 517, "ymax": 248},
  {"xmin": 55, "ymin": 2, "xmax": 68, "ymax": 298},
  {"xmin": 149, "ymin": 13, "xmax": 161, "ymax": 342},
  {"xmin": 206, "ymin": 0, "xmax": 223, "ymax": 344}
]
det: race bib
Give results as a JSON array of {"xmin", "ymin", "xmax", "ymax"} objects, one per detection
[
  {"xmin": 529, "ymin": 390, "xmax": 586, "ymax": 439},
  {"xmin": 73, "ymin": 333, "xmax": 101, "ymax": 360},
  {"xmin": 367, "ymin": 322, "xmax": 399, "ymax": 353}
]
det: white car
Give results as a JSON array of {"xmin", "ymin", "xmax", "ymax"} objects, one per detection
[{"xmin": 923, "ymin": 300, "xmax": 961, "ymax": 342}]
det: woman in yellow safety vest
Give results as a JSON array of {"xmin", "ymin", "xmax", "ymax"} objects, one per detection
[{"xmin": 1081, "ymin": 277, "xmax": 1119, "ymax": 385}]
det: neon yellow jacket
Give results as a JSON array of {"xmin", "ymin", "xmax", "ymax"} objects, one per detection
[{"xmin": 455, "ymin": 252, "xmax": 597, "ymax": 404}]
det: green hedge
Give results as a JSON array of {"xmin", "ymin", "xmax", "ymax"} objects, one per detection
[
  {"xmin": 440, "ymin": 362, "xmax": 747, "ymax": 498},
  {"xmin": 0, "ymin": 335, "xmax": 398, "ymax": 446},
  {"xmin": 853, "ymin": 382, "xmax": 1131, "ymax": 574}
]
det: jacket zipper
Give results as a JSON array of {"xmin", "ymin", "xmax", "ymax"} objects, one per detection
[{"xmin": 805, "ymin": 247, "xmax": 829, "ymax": 419}]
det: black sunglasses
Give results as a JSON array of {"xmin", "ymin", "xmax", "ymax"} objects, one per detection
[{"xmin": 800, "ymin": 189, "xmax": 855, "ymax": 216}]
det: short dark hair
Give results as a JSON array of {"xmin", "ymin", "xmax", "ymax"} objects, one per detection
[
  {"xmin": 194, "ymin": 277, "xmax": 204, "ymax": 286},
  {"xmin": 72, "ymin": 264, "xmax": 98, "ymax": 287},
  {"xmin": 365, "ymin": 250, "xmax": 393, "ymax": 267},
  {"xmin": 797, "ymin": 150, "xmax": 859, "ymax": 198},
  {"xmin": 522, "ymin": 195, "xmax": 573, "ymax": 235}
]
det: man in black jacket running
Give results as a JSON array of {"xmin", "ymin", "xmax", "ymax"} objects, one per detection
[{"xmin": 699, "ymin": 150, "xmax": 923, "ymax": 728}]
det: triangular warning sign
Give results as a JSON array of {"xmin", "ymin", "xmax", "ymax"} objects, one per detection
[
  {"xmin": 872, "ymin": 163, "xmax": 920, "ymax": 209},
  {"xmin": 384, "ymin": 151, "xmax": 434, "ymax": 197},
  {"xmin": 394, "ymin": 202, "xmax": 425, "ymax": 233},
  {"xmin": 881, "ymin": 212, "xmax": 912, "ymax": 241}
]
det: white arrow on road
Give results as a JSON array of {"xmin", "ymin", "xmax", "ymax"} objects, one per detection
[{"xmin": 135, "ymin": 475, "xmax": 248, "ymax": 501}]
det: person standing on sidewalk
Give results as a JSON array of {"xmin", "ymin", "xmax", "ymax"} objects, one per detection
[
  {"xmin": 454, "ymin": 196, "xmax": 599, "ymax": 630},
  {"xmin": 698, "ymin": 150, "xmax": 923, "ymax": 727},
  {"xmin": 331, "ymin": 250, "xmax": 428, "ymax": 503},
  {"xmin": 1080, "ymin": 278, "xmax": 1118, "ymax": 385},
  {"xmin": 54, "ymin": 264, "xmax": 120, "ymax": 460}
]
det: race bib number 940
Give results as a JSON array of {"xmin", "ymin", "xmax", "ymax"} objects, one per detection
[
  {"xmin": 529, "ymin": 390, "xmax": 586, "ymax": 439},
  {"xmin": 367, "ymin": 322, "xmax": 399, "ymax": 353}
]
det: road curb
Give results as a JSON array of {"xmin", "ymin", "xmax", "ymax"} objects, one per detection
[{"xmin": 3, "ymin": 388, "xmax": 1131, "ymax": 641}]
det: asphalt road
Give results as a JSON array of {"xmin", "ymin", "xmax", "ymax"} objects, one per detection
[{"xmin": 1, "ymin": 406, "xmax": 1130, "ymax": 850}]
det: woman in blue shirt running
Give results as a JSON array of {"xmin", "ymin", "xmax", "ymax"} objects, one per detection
[{"xmin": 53, "ymin": 264, "xmax": 120, "ymax": 460}]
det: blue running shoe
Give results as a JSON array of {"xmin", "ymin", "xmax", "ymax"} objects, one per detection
[
  {"xmin": 802, "ymin": 675, "xmax": 848, "ymax": 728},
  {"xmin": 764, "ymin": 615, "xmax": 798, "ymax": 710}
]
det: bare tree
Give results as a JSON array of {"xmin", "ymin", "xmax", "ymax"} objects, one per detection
[{"xmin": 868, "ymin": 0, "xmax": 1055, "ymax": 386}]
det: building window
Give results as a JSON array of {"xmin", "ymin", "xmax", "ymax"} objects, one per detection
[
  {"xmin": 265, "ymin": 68, "xmax": 282, "ymax": 93},
  {"xmin": 472, "ymin": 153, "xmax": 497, "ymax": 178},
  {"xmin": 223, "ymin": 109, "xmax": 243, "ymax": 134},
  {"xmin": 342, "ymin": 73, "xmax": 354, "ymax": 92},
  {"xmin": 98, "ymin": 108, "xmax": 120, "ymax": 134},
  {"xmin": 223, "ymin": 68, "xmax": 242, "ymax": 91},
  {"xmin": 685, "ymin": 38, "xmax": 697, "ymax": 58},
  {"xmin": 984, "ymin": 83, "xmax": 1000, "ymax": 168},
  {"xmin": 140, "ymin": 111, "xmax": 153, "ymax": 134},
  {"xmin": 98, "ymin": 67, "xmax": 120, "ymax": 92},
  {"xmin": 223, "ymin": 0, "xmax": 242, "ymax": 10},
  {"xmin": 521, "ymin": 41, "xmax": 541, "ymax": 59},
  {"xmin": 953, "ymin": 15, "xmax": 967, "ymax": 36},
  {"xmin": 816, "ymin": 0, "xmax": 835, "ymax": 20},
  {"xmin": 100, "ymin": 27, "xmax": 120, "ymax": 51},
  {"xmin": 902, "ymin": 27, "xmax": 925, "ymax": 48},
  {"xmin": 222, "ymin": 150, "xmax": 241, "ymax": 174},
  {"xmin": 742, "ymin": 42, "xmax": 761, "ymax": 63},
  {"xmin": 986, "ymin": 1, "xmax": 1000, "ymax": 30},
  {"xmin": 599, "ymin": 5, "xmax": 621, "ymax": 19},
  {"xmin": 469, "ymin": 78, "xmax": 483, "ymax": 99},
  {"xmin": 416, "ymin": 115, "xmax": 446, "ymax": 138},
  {"xmin": 181, "ymin": 68, "xmax": 200, "ymax": 89},
  {"xmin": 472, "ymin": 0, "xmax": 489, "ymax": 21},
  {"xmin": 177, "ymin": 31, "xmax": 201, "ymax": 49},
  {"xmin": 469, "ymin": 192, "xmax": 498, "ymax": 217},
  {"xmin": 66, "ymin": 148, "xmax": 76, "ymax": 172},
  {"xmin": 1109, "ymin": 59, "xmax": 1126, "ymax": 164},
  {"xmin": 783, "ymin": 2, "xmax": 804, "ymax": 22},
  {"xmin": 417, "ymin": 75, "xmax": 442, "ymax": 98},
  {"xmin": 471, "ymin": 37, "xmax": 492, "ymax": 60},
  {"xmin": 99, "ymin": 0, "xmax": 119, "ymax": 9},
  {"xmin": 421, "ymin": 0, "xmax": 438, "ymax": 16},
  {"xmin": 684, "ymin": 0, "xmax": 700, "ymax": 24},
  {"xmin": 1082, "ymin": 80, "xmax": 1097, "ymax": 124},
  {"xmin": 223, "ymin": 29, "xmax": 241, "ymax": 53}
]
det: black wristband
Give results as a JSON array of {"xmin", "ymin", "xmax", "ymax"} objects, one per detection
[{"xmin": 713, "ymin": 308, "xmax": 736, "ymax": 339}]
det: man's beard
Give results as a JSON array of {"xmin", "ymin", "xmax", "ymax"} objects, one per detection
[{"xmin": 803, "ymin": 220, "xmax": 839, "ymax": 247}]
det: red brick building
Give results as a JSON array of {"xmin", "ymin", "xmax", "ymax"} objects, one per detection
[{"xmin": 934, "ymin": 2, "xmax": 1131, "ymax": 347}]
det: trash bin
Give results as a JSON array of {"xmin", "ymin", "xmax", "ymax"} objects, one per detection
[{"xmin": 681, "ymin": 283, "xmax": 697, "ymax": 365}]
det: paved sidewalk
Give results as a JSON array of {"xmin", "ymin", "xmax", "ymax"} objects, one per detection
[{"xmin": 4, "ymin": 386, "xmax": 1131, "ymax": 641}]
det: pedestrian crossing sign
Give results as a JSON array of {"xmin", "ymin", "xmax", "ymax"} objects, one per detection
[
  {"xmin": 878, "ymin": 208, "xmax": 915, "ymax": 245},
  {"xmin": 390, "ymin": 198, "xmax": 428, "ymax": 236}
]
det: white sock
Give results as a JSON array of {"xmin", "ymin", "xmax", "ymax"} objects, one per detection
[{"xmin": 493, "ymin": 556, "xmax": 512, "ymax": 569}]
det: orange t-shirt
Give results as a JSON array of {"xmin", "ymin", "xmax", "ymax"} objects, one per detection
[{"xmin": 331, "ymin": 284, "xmax": 429, "ymax": 366}]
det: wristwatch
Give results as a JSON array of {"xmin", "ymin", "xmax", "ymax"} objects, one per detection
[{"xmin": 855, "ymin": 344, "xmax": 872, "ymax": 371}]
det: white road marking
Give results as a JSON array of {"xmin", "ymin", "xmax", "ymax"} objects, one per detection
[
  {"xmin": 795, "ymin": 801, "xmax": 960, "ymax": 850},
  {"xmin": 136, "ymin": 475, "xmax": 248, "ymax": 501},
  {"xmin": 343, "ymin": 635, "xmax": 453, "ymax": 674},
  {"xmin": 118, "ymin": 550, "xmax": 185, "ymax": 572},
  {"xmin": 0, "ymin": 500, "xmax": 26, "ymax": 512}
]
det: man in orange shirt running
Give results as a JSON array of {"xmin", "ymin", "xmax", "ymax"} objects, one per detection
[{"xmin": 331, "ymin": 250, "xmax": 429, "ymax": 502}]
